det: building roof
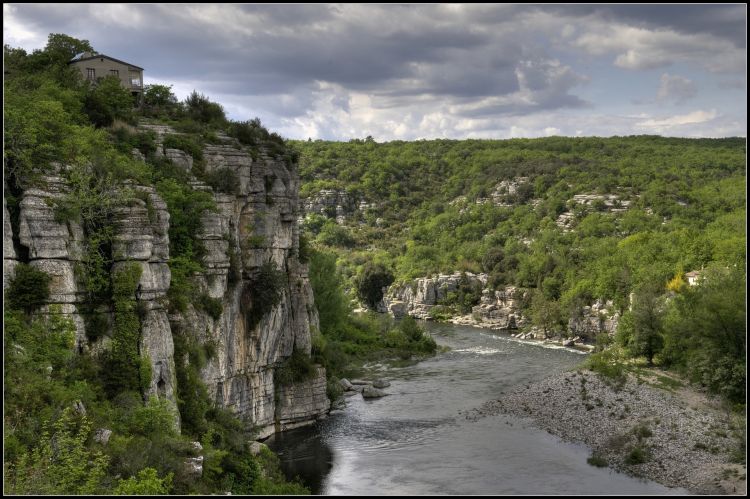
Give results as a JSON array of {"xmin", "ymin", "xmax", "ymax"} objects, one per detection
[
  {"xmin": 68, "ymin": 52, "xmax": 143, "ymax": 71},
  {"xmin": 684, "ymin": 270, "xmax": 702, "ymax": 277}
]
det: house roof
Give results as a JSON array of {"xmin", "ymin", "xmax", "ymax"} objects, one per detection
[
  {"xmin": 68, "ymin": 52, "xmax": 143, "ymax": 71},
  {"xmin": 684, "ymin": 270, "xmax": 702, "ymax": 277}
]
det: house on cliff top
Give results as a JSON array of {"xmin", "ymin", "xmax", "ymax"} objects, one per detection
[{"xmin": 68, "ymin": 51, "xmax": 143, "ymax": 102}]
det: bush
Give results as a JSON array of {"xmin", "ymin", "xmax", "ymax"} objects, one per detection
[
  {"xmin": 275, "ymin": 349, "xmax": 317, "ymax": 386},
  {"xmin": 356, "ymin": 262, "xmax": 394, "ymax": 309},
  {"xmin": 184, "ymin": 91, "xmax": 226, "ymax": 126},
  {"xmin": 624, "ymin": 445, "xmax": 650, "ymax": 465},
  {"xmin": 84, "ymin": 75, "xmax": 134, "ymax": 127},
  {"xmin": 204, "ymin": 166, "xmax": 240, "ymax": 195},
  {"xmin": 5, "ymin": 263, "xmax": 51, "ymax": 313},
  {"xmin": 114, "ymin": 467, "xmax": 173, "ymax": 495},
  {"xmin": 242, "ymin": 262, "xmax": 287, "ymax": 331},
  {"xmin": 162, "ymin": 134, "xmax": 203, "ymax": 162},
  {"xmin": 197, "ymin": 293, "xmax": 223, "ymax": 321},
  {"xmin": 587, "ymin": 454, "xmax": 608, "ymax": 467},
  {"xmin": 586, "ymin": 349, "xmax": 627, "ymax": 389}
]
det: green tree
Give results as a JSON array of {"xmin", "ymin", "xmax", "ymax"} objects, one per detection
[
  {"xmin": 662, "ymin": 265, "xmax": 746, "ymax": 401},
  {"xmin": 309, "ymin": 248, "xmax": 349, "ymax": 335},
  {"xmin": 356, "ymin": 263, "xmax": 394, "ymax": 309},
  {"xmin": 7, "ymin": 408, "xmax": 109, "ymax": 495},
  {"xmin": 84, "ymin": 75, "xmax": 135, "ymax": 127},
  {"xmin": 4, "ymin": 263, "xmax": 51, "ymax": 314},
  {"xmin": 617, "ymin": 280, "xmax": 665, "ymax": 366},
  {"xmin": 529, "ymin": 289, "xmax": 562, "ymax": 338},
  {"xmin": 114, "ymin": 467, "xmax": 174, "ymax": 495}
]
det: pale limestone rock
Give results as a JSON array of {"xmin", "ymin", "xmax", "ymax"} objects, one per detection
[
  {"xmin": 165, "ymin": 148, "xmax": 193, "ymax": 171},
  {"xmin": 362, "ymin": 386, "xmax": 388, "ymax": 398}
]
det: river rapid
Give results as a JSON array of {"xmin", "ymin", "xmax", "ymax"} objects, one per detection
[{"xmin": 266, "ymin": 322, "xmax": 686, "ymax": 495}]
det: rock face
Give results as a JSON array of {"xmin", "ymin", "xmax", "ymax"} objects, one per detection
[
  {"xmin": 3, "ymin": 190, "xmax": 19, "ymax": 289},
  {"xmin": 302, "ymin": 189, "xmax": 359, "ymax": 224},
  {"xmin": 471, "ymin": 286, "xmax": 527, "ymax": 329},
  {"xmin": 380, "ymin": 272, "xmax": 487, "ymax": 319},
  {"xmin": 4, "ymin": 130, "xmax": 329, "ymax": 438},
  {"xmin": 567, "ymin": 299, "xmax": 620, "ymax": 342},
  {"xmin": 167, "ymin": 138, "xmax": 329, "ymax": 438},
  {"xmin": 15, "ymin": 168, "xmax": 87, "ymax": 346}
]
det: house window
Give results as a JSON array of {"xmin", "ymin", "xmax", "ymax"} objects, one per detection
[
  {"xmin": 129, "ymin": 70, "xmax": 141, "ymax": 88},
  {"xmin": 110, "ymin": 69, "xmax": 119, "ymax": 77},
  {"xmin": 86, "ymin": 68, "xmax": 95, "ymax": 80}
]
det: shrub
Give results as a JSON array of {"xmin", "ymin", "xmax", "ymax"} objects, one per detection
[
  {"xmin": 624, "ymin": 445, "xmax": 650, "ymax": 465},
  {"xmin": 587, "ymin": 454, "xmax": 608, "ymax": 467},
  {"xmin": 242, "ymin": 262, "xmax": 286, "ymax": 331},
  {"xmin": 7, "ymin": 408, "xmax": 109, "ymax": 495},
  {"xmin": 197, "ymin": 293, "xmax": 224, "ymax": 321},
  {"xmin": 114, "ymin": 467, "xmax": 174, "ymax": 495},
  {"xmin": 162, "ymin": 134, "xmax": 203, "ymax": 162},
  {"xmin": 586, "ymin": 349, "xmax": 627, "ymax": 389},
  {"xmin": 184, "ymin": 91, "xmax": 226, "ymax": 125},
  {"xmin": 84, "ymin": 75, "xmax": 134, "ymax": 127},
  {"xmin": 5, "ymin": 263, "xmax": 51, "ymax": 313},
  {"xmin": 275, "ymin": 349, "xmax": 316, "ymax": 386},
  {"xmin": 204, "ymin": 166, "xmax": 240, "ymax": 195},
  {"xmin": 356, "ymin": 262, "xmax": 394, "ymax": 309}
]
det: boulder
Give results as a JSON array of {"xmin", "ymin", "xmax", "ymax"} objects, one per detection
[
  {"xmin": 372, "ymin": 379, "xmax": 391, "ymax": 389},
  {"xmin": 94, "ymin": 428, "xmax": 112, "ymax": 445},
  {"xmin": 339, "ymin": 378, "xmax": 354, "ymax": 391},
  {"xmin": 362, "ymin": 386, "xmax": 388, "ymax": 398},
  {"xmin": 349, "ymin": 379, "xmax": 371, "ymax": 385}
]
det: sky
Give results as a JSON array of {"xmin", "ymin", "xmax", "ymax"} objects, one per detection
[{"xmin": 4, "ymin": 3, "xmax": 747, "ymax": 141}]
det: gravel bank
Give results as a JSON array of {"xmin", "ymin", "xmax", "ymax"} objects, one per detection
[{"xmin": 466, "ymin": 370, "xmax": 746, "ymax": 495}]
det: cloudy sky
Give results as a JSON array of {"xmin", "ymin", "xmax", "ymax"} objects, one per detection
[{"xmin": 4, "ymin": 3, "xmax": 747, "ymax": 140}]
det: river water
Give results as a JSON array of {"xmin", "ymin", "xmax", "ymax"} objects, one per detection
[{"xmin": 266, "ymin": 322, "xmax": 685, "ymax": 495}]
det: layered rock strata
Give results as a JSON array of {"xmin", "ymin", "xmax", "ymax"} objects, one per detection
[
  {"xmin": 379, "ymin": 272, "xmax": 487, "ymax": 320},
  {"xmin": 4, "ymin": 130, "xmax": 329, "ymax": 438}
]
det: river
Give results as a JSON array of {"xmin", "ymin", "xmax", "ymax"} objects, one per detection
[{"xmin": 266, "ymin": 322, "xmax": 686, "ymax": 495}]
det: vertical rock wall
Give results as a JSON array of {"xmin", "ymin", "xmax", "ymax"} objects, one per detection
[{"xmin": 4, "ymin": 133, "xmax": 329, "ymax": 438}]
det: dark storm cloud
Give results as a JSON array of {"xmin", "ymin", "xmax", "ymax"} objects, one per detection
[{"xmin": 5, "ymin": 3, "xmax": 744, "ymax": 139}]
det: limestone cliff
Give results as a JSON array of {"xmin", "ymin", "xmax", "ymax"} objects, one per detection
[
  {"xmin": 379, "ymin": 272, "xmax": 488, "ymax": 320},
  {"xmin": 3, "ymin": 129, "xmax": 329, "ymax": 439}
]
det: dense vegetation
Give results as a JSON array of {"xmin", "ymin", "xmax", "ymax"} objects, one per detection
[
  {"xmin": 291, "ymin": 136, "xmax": 745, "ymax": 404},
  {"xmin": 4, "ymin": 34, "xmax": 308, "ymax": 494}
]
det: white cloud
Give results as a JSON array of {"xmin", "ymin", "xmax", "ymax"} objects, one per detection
[
  {"xmin": 637, "ymin": 109, "xmax": 718, "ymax": 129},
  {"xmin": 573, "ymin": 23, "xmax": 745, "ymax": 73}
]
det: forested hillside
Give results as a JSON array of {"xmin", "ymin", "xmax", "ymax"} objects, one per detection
[{"xmin": 292, "ymin": 136, "xmax": 746, "ymax": 403}]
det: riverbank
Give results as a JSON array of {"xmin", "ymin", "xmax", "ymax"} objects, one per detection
[
  {"xmin": 447, "ymin": 313, "xmax": 595, "ymax": 352},
  {"xmin": 467, "ymin": 369, "xmax": 746, "ymax": 495}
]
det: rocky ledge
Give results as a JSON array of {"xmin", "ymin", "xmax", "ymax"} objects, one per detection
[{"xmin": 466, "ymin": 370, "xmax": 746, "ymax": 495}]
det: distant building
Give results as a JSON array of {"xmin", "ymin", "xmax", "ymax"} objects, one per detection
[
  {"xmin": 684, "ymin": 270, "xmax": 703, "ymax": 286},
  {"xmin": 68, "ymin": 51, "xmax": 143, "ymax": 103}
]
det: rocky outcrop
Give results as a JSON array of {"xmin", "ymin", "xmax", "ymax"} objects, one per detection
[
  {"xmin": 302, "ymin": 189, "xmax": 359, "ymax": 224},
  {"xmin": 380, "ymin": 272, "xmax": 487, "ymax": 319},
  {"xmin": 15, "ymin": 168, "xmax": 87, "ymax": 346},
  {"xmin": 470, "ymin": 286, "xmax": 527, "ymax": 329},
  {"xmin": 275, "ymin": 367, "xmax": 330, "ymax": 435},
  {"xmin": 165, "ymin": 140, "xmax": 328, "ymax": 437},
  {"xmin": 567, "ymin": 299, "xmax": 620, "ymax": 341},
  {"xmin": 5, "ymin": 125, "xmax": 328, "ymax": 439},
  {"xmin": 111, "ymin": 183, "xmax": 177, "ymax": 411},
  {"xmin": 3, "ymin": 191, "xmax": 18, "ymax": 288}
]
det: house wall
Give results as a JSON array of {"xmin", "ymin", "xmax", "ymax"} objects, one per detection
[{"xmin": 71, "ymin": 57, "xmax": 143, "ymax": 94}]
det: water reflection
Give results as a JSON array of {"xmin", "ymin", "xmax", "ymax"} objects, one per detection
[
  {"xmin": 265, "ymin": 424, "xmax": 334, "ymax": 494},
  {"xmin": 267, "ymin": 323, "xmax": 687, "ymax": 495}
]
